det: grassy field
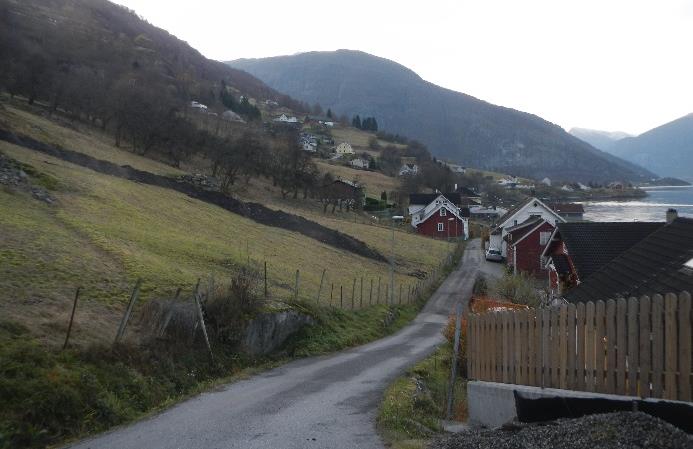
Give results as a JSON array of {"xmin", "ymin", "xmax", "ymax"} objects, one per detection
[
  {"xmin": 0, "ymin": 103, "xmax": 450, "ymax": 348},
  {"xmin": 315, "ymin": 160, "xmax": 400, "ymax": 197},
  {"xmin": 331, "ymin": 126, "xmax": 406, "ymax": 152}
]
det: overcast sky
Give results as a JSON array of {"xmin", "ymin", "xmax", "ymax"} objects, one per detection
[{"xmin": 112, "ymin": 0, "xmax": 692, "ymax": 135}]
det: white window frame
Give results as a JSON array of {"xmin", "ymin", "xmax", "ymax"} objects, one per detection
[
  {"xmin": 540, "ymin": 231, "xmax": 551, "ymax": 246},
  {"xmin": 440, "ymin": 208, "xmax": 447, "ymax": 217},
  {"xmin": 437, "ymin": 223, "xmax": 444, "ymax": 232}
]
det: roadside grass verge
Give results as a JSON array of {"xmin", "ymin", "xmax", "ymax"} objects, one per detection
[
  {"xmin": 0, "ymin": 300, "xmax": 430, "ymax": 449},
  {"xmin": 377, "ymin": 343, "xmax": 468, "ymax": 449}
]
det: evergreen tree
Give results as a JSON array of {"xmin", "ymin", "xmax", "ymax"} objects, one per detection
[
  {"xmin": 326, "ymin": 108, "xmax": 332, "ymax": 119},
  {"xmin": 380, "ymin": 191, "xmax": 387, "ymax": 202},
  {"xmin": 352, "ymin": 115, "xmax": 362, "ymax": 129}
]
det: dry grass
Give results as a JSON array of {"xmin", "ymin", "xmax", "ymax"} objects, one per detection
[
  {"xmin": 316, "ymin": 160, "xmax": 400, "ymax": 197},
  {"xmin": 0, "ymin": 103, "xmax": 184, "ymax": 176}
]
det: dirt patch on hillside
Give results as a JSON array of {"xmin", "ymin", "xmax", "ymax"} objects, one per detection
[{"xmin": 0, "ymin": 129, "xmax": 387, "ymax": 262}]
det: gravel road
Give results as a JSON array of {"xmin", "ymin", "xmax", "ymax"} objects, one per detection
[{"xmin": 66, "ymin": 240, "xmax": 482, "ymax": 449}]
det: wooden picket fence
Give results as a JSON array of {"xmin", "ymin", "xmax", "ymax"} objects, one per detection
[{"xmin": 467, "ymin": 292, "xmax": 692, "ymax": 402}]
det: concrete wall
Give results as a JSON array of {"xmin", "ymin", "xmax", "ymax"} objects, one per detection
[{"xmin": 467, "ymin": 381, "xmax": 641, "ymax": 428}]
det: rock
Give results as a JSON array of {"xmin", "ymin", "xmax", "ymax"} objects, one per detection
[{"xmin": 242, "ymin": 310, "xmax": 315, "ymax": 356}]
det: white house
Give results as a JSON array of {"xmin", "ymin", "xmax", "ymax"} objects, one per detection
[
  {"xmin": 302, "ymin": 142, "xmax": 317, "ymax": 152},
  {"xmin": 349, "ymin": 158, "xmax": 369, "ymax": 169},
  {"xmin": 498, "ymin": 177, "xmax": 519, "ymax": 189},
  {"xmin": 399, "ymin": 163, "xmax": 419, "ymax": 176},
  {"xmin": 335, "ymin": 142, "xmax": 354, "ymax": 155},
  {"xmin": 275, "ymin": 114, "xmax": 299, "ymax": 123},
  {"xmin": 541, "ymin": 177, "xmax": 552, "ymax": 186},
  {"xmin": 190, "ymin": 101, "xmax": 208, "ymax": 111},
  {"xmin": 489, "ymin": 197, "xmax": 566, "ymax": 257}
]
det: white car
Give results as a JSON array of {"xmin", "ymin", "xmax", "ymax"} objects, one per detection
[{"xmin": 485, "ymin": 248, "xmax": 503, "ymax": 262}]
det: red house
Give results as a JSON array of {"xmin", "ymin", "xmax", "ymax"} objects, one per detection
[
  {"xmin": 504, "ymin": 217, "xmax": 555, "ymax": 277},
  {"xmin": 409, "ymin": 193, "xmax": 469, "ymax": 239}
]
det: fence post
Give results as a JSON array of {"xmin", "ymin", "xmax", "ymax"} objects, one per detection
[
  {"xmin": 360, "ymin": 277, "xmax": 363, "ymax": 308},
  {"xmin": 316, "ymin": 268, "xmax": 326, "ymax": 305},
  {"xmin": 407, "ymin": 285, "xmax": 411, "ymax": 304},
  {"xmin": 264, "ymin": 261, "xmax": 268, "ymax": 299},
  {"xmin": 193, "ymin": 280, "xmax": 213, "ymax": 361},
  {"xmin": 367, "ymin": 279, "xmax": 372, "ymax": 305},
  {"xmin": 399, "ymin": 284, "xmax": 402, "ymax": 304},
  {"xmin": 351, "ymin": 278, "xmax": 356, "ymax": 310},
  {"xmin": 63, "ymin": 287, "xmax": 81, "ymax": 350},
  {"xmin": 385, "ymin": 284, "xmax": 388, "ymax": 306},
  {"xmin": 294, "ymin": 269, "xmax": 300, "ymax": 302},
  {"xmin": 377, "ymin": 277, "xmax": 381, "ymax": 304},
  {"xmin": 340, "ymin": 285, "xmax": 343, "ymax": 309},
  {"xmin": 330, "ymin": 283, "xmax": 334, "ymax": 306},
  {"xmin": 114, "ymin": 279, "xmax": 142, "ymax": 344},
  {"xmin": 446, "ymin": 302, "xmax": 463, "ymax": 419}
]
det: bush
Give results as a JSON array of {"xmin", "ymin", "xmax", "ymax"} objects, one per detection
[{"xmin": 493, "ymin": 272, "xmax": 541, "ymax": 307}]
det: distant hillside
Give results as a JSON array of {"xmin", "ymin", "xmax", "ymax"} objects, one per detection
[
  {"xmin": 229, "ymin": 50, "xmax": 655, "ymax": 183},
  {"xmin": 0, "ymin": 0, "xmax": 306, "ymax": 113},
  {"xmin": 607, "ymin": 114, "xmax": 693, "ymax": 181},
  {"xmin": 569, "ymin": 127, "xmax": 632, "ymax": 151}
]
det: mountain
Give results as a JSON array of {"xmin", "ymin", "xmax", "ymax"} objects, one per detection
[
  {"xmin": 229, "ymin": 50, "xmax": 655, "ymax": 183},
  {"xmin": 0, "ymin": 0, "xmax": 307, "ymax": 114},
  {"xmin": 606, "ymin": 114, "xmax": 693, "ymax": 181},
  {"xmin": 569, "ymin": 128, "xmax": 632, "ymax": 152}
]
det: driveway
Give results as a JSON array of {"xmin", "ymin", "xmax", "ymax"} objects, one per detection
[
  {"xmin": 479, "ymin": 257, "xmax": 506, "ymax": 280},
  {"xmin": 67, "ymin": 240, "xmax": 483, "ymax": 449}
]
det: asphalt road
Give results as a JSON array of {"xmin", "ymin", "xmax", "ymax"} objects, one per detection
[{"xmin": 67, "ymin": 240, "xmax": 482, "ymax": 449}]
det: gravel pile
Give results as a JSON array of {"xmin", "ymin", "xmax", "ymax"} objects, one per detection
[
  {"xmin": 432, "ymin": 412, "xmax": 693, "ymax": 449},
  {"xmin": 0, "ymin": 152, "xmax": 54, "ymax": 203}
]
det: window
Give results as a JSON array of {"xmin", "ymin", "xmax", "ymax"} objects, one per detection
[
  {"xmin": 437, "ymin": 223, "xmax": 444, "ymax": 232},
  {"xmin": 513, "ymin": 220, "xmax": 518, "ymax": 225},
  {"xmin": 440, "ymin": 208, "xmax": 447, "ymax": 217},
  {"xmin": 540, "ymin": 231, "xmax": 551, "ymax": 246}
]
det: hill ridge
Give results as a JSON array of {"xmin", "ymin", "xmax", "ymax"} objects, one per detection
[{"xmin": 230, "ymin": 50, "xmax": 655, "ymax": 183}]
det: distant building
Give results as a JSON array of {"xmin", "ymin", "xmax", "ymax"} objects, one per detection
[
  {"xmin": 274, "ymin": 113, "xmax": 299, "ymax": 123},
  {"xmin": 190, "ymin": 100, "xmax": 208, "ymax": 111},
  {"xmin": 541, "ymin": 177, "xmax": 552, "ymax": 186},
  {"xmin": 549, "ymin": 203, "xmax": 585, "ymax": 221},
  {"xmin": 335, "ymin": 142, "xmax": 354, "ymax": 155},
  {"xmin": 302, "ymin": 142, "xmax": 317, "ymax": 152},
  {"xmin": 399, "ymin": 163, "xmax": 419, "ymax": 176},
  {"xmin": 349, "ymin": 158, "xmax": 369, "ymax": 169}
]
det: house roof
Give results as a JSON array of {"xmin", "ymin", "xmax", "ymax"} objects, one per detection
[
  {"xmin": 555, "ymin": 221, "xmax": 664, "ymax": 281},
  {"xmin": 456, "ymin": 186, "xmax": 479, "ymax": 197},
  {"xmin": 409, "ymin": 193, "xmax": 461, "ymax": 205},
  {"xmin": 460, "ymin": 207, "xmax": 471, "ymax": 218},
  {"xmin": 495, "ymin": 197, "xmax": 564, "ymax": 230},
  {"xmin": 565, "ymin": 218, "xmax": 693, "ymax": 303},
  {"xmin": 459, "ymin": 196, "xmax": 481, "ymax": 206},
  {"xmin": 506, "ymin": 217, "xmax": 550, "ymax": 243},
  {"xmin": 550, "ymin": 203, "xmax": 585, "ymax": 214}
]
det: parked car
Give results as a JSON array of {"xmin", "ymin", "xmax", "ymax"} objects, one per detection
[{"xmin": 485, "ymin": 248, "xmax": 503, "ymax": 262}]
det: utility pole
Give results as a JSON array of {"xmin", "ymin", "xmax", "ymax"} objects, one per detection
[{"xmin": 390, "ymin": 215, "xmax": 403, "ymax": 304}]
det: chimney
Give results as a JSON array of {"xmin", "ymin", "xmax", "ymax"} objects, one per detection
[{"xmin": 666, "ymin": 208, "xmax": 678, "ymax": 224}]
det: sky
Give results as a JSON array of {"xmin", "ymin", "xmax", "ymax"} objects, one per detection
[{"xmin": 112, "ymin": 0, "xmax": 693, "ymax": 136}]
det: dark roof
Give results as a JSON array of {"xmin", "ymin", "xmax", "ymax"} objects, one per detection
[
  {"xmin": 459, "ymin": 196, "xmax": 481, "ymax": 206},
  {"xmin": 566, "ymin": 218, "xmax": 693, "ymax": 303},
  {"xmin": 460, "ymin": 207, "xmax": 471, "ymax": 218},
  {"xmin": 456, "ymin": 186, "xmax": 479, "ymax": 197},
  {"xmin": 552, "ymin": 254, "xmax": 572, "ymax": 275},
  {"xmin": 557, "ymin": 222, "xmax": 664, "ymax": 281},
  {"xmin": 409, "ymin": 193, "xmax": 461, "ymax": 205},
  {"xmin": 505, "ymin": 216, "xmax": 543, "ymax": 233},
  {"xmin": 550, "ymin": 203, "xmax": 585, "ymax": 214}
]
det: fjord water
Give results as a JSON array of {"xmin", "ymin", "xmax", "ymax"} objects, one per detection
[{"xmin": 583, "ymin": 186, "xmax": 693, "ymax": 222}]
